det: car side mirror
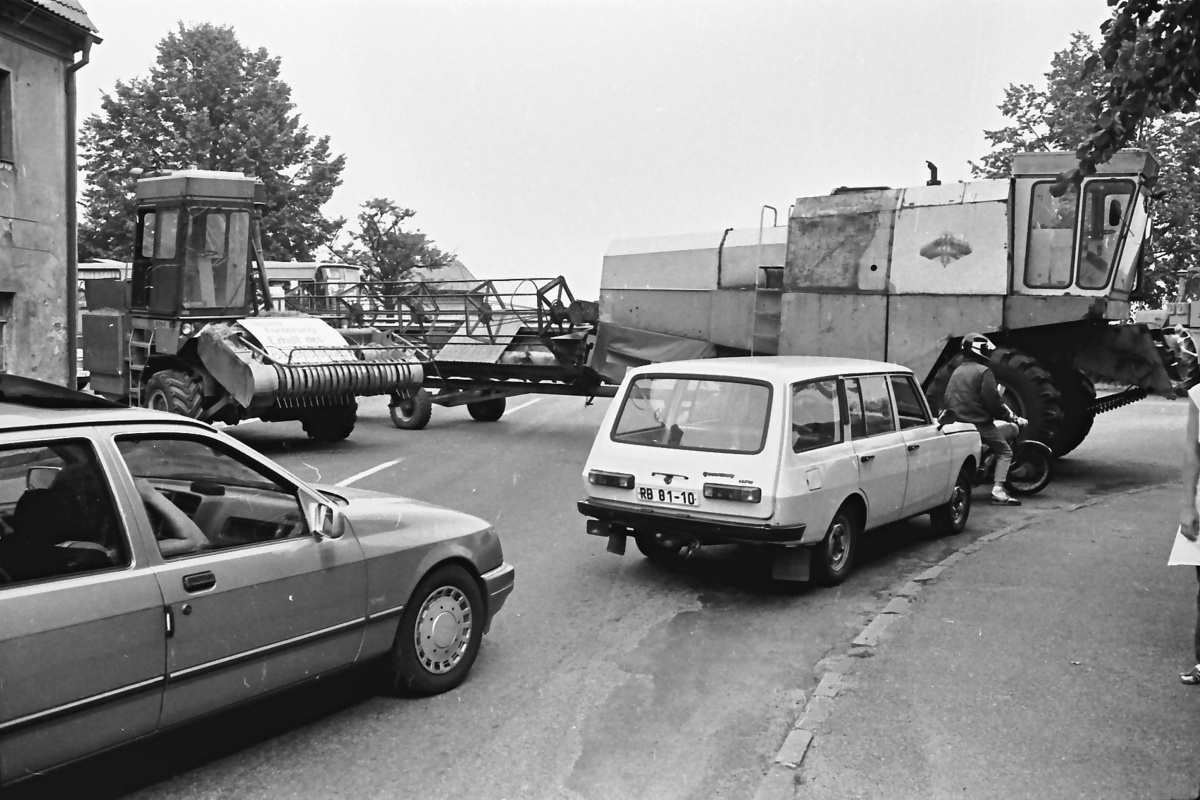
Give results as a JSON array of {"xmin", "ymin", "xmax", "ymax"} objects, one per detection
[
  {"xmin": 26, "ymin": 466, "xmax": 60, "ymax": 490},
  {"xmin": 300, "ymin": 491, "xmax": 344, "ymax": 540},
  {"xmin": 936, "ymin": 408, "xmax": 956, "ymax": 431},
  {"xmin": 1108, "ymin": 199, "xmax": 1123, "ymax": 228}
]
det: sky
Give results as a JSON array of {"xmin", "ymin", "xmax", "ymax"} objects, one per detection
[{"xmin": 75, "ymin": 0, "xmax": 1114, "ymax": 298}]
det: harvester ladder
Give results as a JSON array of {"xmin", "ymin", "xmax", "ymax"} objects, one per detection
[
  {"xmin": 127, "ymin": 326, "xmax": 155, "ymax": 406},
  {"xmin": 751, "ymin": 205, "xmax": 782, "ymax": 356}
]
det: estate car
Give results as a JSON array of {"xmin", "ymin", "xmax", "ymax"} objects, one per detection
[
  {"xmin": 578, "ymin": 357, "xmax": 981, "ymax": 584},
  {"xmin": 0, "ymin": 376, "xmax": 514, "ymax": 787}
]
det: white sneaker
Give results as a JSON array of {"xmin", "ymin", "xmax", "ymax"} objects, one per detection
[{"xmin": 990, "ymin": 489, "xmax": 1021, "ymax": 506}]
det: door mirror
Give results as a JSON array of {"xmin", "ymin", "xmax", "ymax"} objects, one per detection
[
  {"xmin": 26, "ymin": 466, "xmax": 60, "ymax": 490},
  {"xmin": 300, "ymin": 490, "xmax": 344, "ymax": 540},
  {"xmin": 1109, "ymin": 199, "xmax": 1123, "ymax": 228}
]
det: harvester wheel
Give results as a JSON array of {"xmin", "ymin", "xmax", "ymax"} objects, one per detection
[
  {"xmin": 302, "ymin": 401, "xmax": 357, "ymax": 442},
  {"xmin": 467, "ymin": 397, "xmax": 506, "ymax": 422},
  {"xmin": 390, "ymin": 389, "xmax": 432, "ymax": 430},
  {"xmin": 143, "ymin": 369, "xmax": 204, "ymax": 418},
  {"xmin": 1048, "ymin": 368, "xmax": 1095, "ymax": 458},
  {"xmin": 927, "ymin": 348, "xmax": 1063, "ymax": 447}
]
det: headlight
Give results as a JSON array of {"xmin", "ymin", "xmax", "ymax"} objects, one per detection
[{"xmin": 180, "ymin": 322, "xmax": 195, "ymax": 336}]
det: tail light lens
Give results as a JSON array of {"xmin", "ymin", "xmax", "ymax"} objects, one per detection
[
  {"xmin": 703, "ymin": 483, "xmax": 762, "ymax": 503},
  {"xmin": 589, "ymin": 470, "xmax": 635, "ymax": 489}
]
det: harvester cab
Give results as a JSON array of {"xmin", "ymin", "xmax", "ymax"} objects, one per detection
[
  {"xmin": 82, "ymin": 168, "xmax": 423, "ymax": 441},
  {"xmin": 593, "ymin": 149, "xmax": 1183, "ymax": 457}
]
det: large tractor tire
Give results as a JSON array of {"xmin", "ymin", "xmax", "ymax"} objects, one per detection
[
  {"xmin": 390, "ymin": 389, "xmax": 433, "ymax": 430},
  {"xmin": 302, "ymin": 401, "xmax": 358, "ymax": 442},
  {"xmin": 1048, "ymin": 368, "xmax": 1095, "ymax": 458},
  {"xmin": 926, "ymin": 348, "xmax": 1064, "ymax": 447},
  {"xmin": 143, "ymin": 369, "xmax": 204, "ymax": 418}
]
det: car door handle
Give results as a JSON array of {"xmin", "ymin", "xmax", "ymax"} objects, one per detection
[
  {"xmin": 182, "ymin": 571, "xmax": 216, "ymax": 593},
  {"xmin": 859, "ymin": 454, "xmax": 875, "ymax": 463},
  {"xmin": 907, "ymin": 444, "xmax": 920, "ymax": 451}
]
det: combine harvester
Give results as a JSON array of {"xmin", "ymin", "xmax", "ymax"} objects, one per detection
[
  {"xmin": 590, "ymin": 150, "xmax": 1192, "ymax": 456},
  {"xmin": 82, "ymin": 168, "xmax": 422, "ymax": 441}
]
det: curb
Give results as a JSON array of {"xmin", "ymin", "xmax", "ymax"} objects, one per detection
[{"xmin": 751, "ymin": 481, "xmax": 1172, "ymax": 800}]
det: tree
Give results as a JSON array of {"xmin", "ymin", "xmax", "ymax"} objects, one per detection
[
  {"xmin": 334, "ymin": 198, "xmax": 455, "ymax": 306},
  {"xmin": 1076, "ymin": 0, "xmax": 1200, "ymax": 177},
  {"xmin": 975, "ymin": 31, "xmax": 1200, "ymax": 306},
  {"xmin": 79, "ymin": 23, "xmax": 346, "ymax": 262}
]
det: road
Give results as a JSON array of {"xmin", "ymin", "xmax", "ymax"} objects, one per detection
[{"xmin": 13, "ymin": 393, "xmax": 1186, "ymax": 800}]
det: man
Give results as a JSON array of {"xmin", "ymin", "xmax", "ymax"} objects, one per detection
[{"xmin": 942, "ymin": 333, "xmax": 1027, "ymax": 506}]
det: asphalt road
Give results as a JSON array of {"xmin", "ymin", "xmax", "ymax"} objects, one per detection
[{"xmin": 11, "ymin": 394, "xmax": 1185, "ymax": 800}]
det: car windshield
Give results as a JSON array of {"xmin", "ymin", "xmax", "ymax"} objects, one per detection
[{"xmin": 611, "ymin": 375, "xmax": 771, "ymax": 453}]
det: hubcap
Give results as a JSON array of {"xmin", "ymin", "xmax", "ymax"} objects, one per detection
[
  {"xmin": 951, "ymin": 485, "xmax": 968, "ymax": 522},
  {"xmin": 827, "ymin": 519, "xmax": 849, "ymax": 570},
  {"xmin": 414, "ymin": 586, "xmax": 472, "ymax": 674}
]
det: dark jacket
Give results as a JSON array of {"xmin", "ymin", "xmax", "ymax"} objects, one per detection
[{"xmin": 943, "ymin": 361, "xmax": 1012, "ymax": 424}]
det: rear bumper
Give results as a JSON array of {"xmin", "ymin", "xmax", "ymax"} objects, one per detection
[
  {"xmin": 481, "ymin": 562, "xmax": 515, "ymax": 632},
  {"xmin": 577, "ymin": 500, "xmax": 806, "ymax": 546}
]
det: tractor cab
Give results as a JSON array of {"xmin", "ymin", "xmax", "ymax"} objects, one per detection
[
  {"xmin": 1011, "ymin": 151, "xmax": 1156, "ymax": 316},
  {"xmin": 129, "ymin": 169, "xmax": 265, "ymax": 319}
]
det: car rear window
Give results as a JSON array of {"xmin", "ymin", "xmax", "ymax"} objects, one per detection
[{"xmin": 611, "ymin": 375, "xmax": 771, "ymax": 453}]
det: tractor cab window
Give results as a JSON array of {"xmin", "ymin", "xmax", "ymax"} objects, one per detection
[
  {"xmin": 1076, "ymin": 179, "xmax": 1134, "ymax": 290},
  {"xmin": 1024, "ymin": 182, "xmax": 1078, "ymax": 289},
  {"xmin": 182, "ymin": 209, "xmax": 250, "ymax": 311}
]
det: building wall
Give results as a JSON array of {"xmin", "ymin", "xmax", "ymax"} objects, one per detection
[{"xmin": 0, "ymin": 16, "xmax": 74, "ymax": 385}]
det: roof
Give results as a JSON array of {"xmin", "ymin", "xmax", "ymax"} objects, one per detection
[
  {"xmin": 24, "ymin": 0, "xmax": 97, "ymax": 34},
  {"xmin": 626, "ymin": 355, "xmax": 909, "ymax": 383},
  {"xmin": 0, "ymin": 374, "xmax": 207, "ymax": 433}
]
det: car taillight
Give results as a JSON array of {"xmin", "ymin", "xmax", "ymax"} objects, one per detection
[
  {"xmin": 703, "ymin": 483, "xmax": 762, "ymax": 503},
  {"xmin": 589, "ymin": 470, "xmax": 635, "ymax": 489}
]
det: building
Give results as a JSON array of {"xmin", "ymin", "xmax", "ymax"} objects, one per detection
[{"xmin": 0, "ymin": 0, "xmax": 98, "ymax": 386}]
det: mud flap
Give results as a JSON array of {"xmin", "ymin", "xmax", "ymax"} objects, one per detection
[{"xmin": 772, "ymin": 547, "xmax": 811, "ymax": 582}]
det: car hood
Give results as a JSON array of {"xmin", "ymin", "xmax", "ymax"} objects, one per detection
[{"xmin": 310, "ymin": 483, "xmax": 503, "ymax": 568}]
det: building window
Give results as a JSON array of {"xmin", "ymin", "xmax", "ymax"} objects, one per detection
[{"xmin": 0, "ymin": 69, "xmax": 11, "ymax": 163}]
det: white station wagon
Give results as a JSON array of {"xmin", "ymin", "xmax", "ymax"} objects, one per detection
[{"xmin": 578, "ymin": 357, "xmax": 982, "ymax": 584}]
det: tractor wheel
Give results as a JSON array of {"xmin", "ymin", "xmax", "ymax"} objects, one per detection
[
  {"xmin": 467, "ymin": 397, "xmax": 506, "ymax": 422},
  {"xmin": 143, "ymin": 369, "xmax": 204, "ymax": 418},
  {"xmin": 302, "ymin": 401, "xmax": 358, "ymax": 442},
  {"xmin": 926, "ymin": 348, "xmax": 1063, "ymax": 446},
  {"xmin": 390, "ymin": 389, "xmax": 433, "ymax": 430},
  {"xmin": 1048, "ymin": 368, "xmax": 1096, "ymax": 458}
]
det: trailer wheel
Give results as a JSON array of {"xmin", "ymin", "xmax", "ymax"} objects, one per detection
[
  {"xmin": 467, "ymin": 397, "xmax": 506, "ymax": 422},
  {"xmin": 143, "ymin": 369, "xmax": 204, "ymax": 418},
  {"xmin": 390, "ymin": 389, "xmax": 432, "ymax": 430},
  {"xmin": 302, "ymin": 401, "xmax": 357, "ymax": 442},
  {"xmin": 1048, "ymin": 368, "xmax": 1095, "ymax": 458},
  {"xmin": 927, "ymin": 348, "xmax": 1063, "ymax": 446}
]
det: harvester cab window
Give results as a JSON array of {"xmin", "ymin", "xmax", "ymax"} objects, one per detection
[
  {"xmin": 182, "ymin": 209, "xmax": 249, "ymax": 311},
  {"xmin": 1024, "ymin": 182, "xmax": 1078, "ymax": 289},
  {"xmin": 1076, "ymin": 179, "xmax": 1134, "ymax": 290}
]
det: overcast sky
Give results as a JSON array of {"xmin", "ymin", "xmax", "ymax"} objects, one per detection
[{"xmin": 76, "ymin": 0, "xmax": 1112, "ymax": 297}]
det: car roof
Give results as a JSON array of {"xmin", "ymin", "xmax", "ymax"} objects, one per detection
[
  {"xmin": 0, "ymin": 402, "xmax": 207, "ymax": 434},
  {"xmin": 626, "ymin": 355, "xmax": 910, "ymax": 382}
]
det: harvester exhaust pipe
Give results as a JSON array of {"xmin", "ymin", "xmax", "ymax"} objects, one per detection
[{"xmin": 926, "ymin": 161, "xmax": 940, "ymax": 186}]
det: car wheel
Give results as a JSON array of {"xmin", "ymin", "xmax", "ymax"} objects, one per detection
[
  {"xmin": 812, "ymin": 504, "xmax": 860, "ymax": 586},
  {"xmin": 930, "ymin": 465, "xmax": 972, "ymax": 537},
  {"xmin": 634, "ymin": 532, "xmax": 685, "ymax": 563},
  {"xmin": 390, "ymin": 389, "xmax": 432, "ymax": 430},
  {"xmin": 467, "ymin": 397, "xmax": 506, "ymax": 422},
  {"xmin": 386, "ymin": 564, "xmax": 484, "ymax": 696}
]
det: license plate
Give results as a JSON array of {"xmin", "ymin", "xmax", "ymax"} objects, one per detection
[{"xmin": 637, "ymin": 486, "xmax": 698, "ymax": 506}]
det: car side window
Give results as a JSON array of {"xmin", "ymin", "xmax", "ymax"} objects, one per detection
[
  {"xmin": 889, "ymin": 374, "xmax": 931, "ymax": 430},
  {"xmin": 0, "ymin": 439, "xmax": 131, "ymax": 587},
  {"xmin": 858, "ymin": 375, "xmax": 897, "ymax": 436},
  {"xmin": 115, "ymin": 435, "xmax": 307, "ymax": 559},
  {"xmin": 844, "ymin": 378, "xmax": 867, "ymax": 439},
  {"xmin": 791, "ymin": 379, "xmax": 842, "ymax": 453}
]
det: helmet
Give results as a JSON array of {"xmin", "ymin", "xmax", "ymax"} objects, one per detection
[{"xmin": 960, "ymin": 332, "xmax": 996, "ymax": 362}]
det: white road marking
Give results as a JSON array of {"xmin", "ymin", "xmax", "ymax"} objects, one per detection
[
  {"xmin": 336, "ymin": 458, "xmax": 403, "ymax": 487},
  {"xmin": 507, "ymin": 397, "xmax": 543, "ymax": 414}
]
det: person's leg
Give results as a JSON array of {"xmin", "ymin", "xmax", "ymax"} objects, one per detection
[{"xmin": 977, "ymin": 422, "xmax": 1015, "ymax": 497}]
